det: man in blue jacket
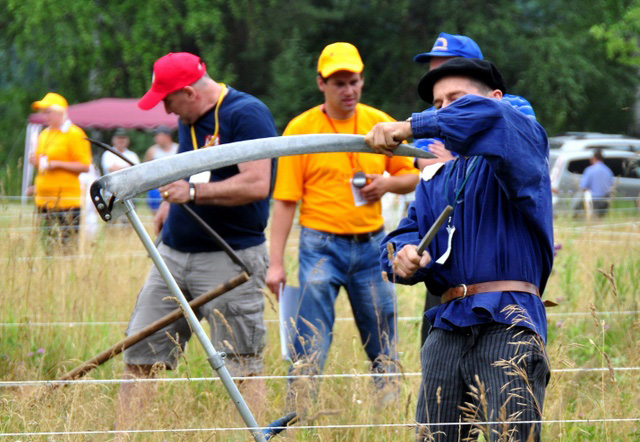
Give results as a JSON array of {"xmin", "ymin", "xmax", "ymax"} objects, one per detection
[
  {"xmin": 413, "ymin": 32, "xmax": 539, "ymax": 345},
  {"xmin": 365, "ymin": 58, "xmax": 553, "ymax": 441}
]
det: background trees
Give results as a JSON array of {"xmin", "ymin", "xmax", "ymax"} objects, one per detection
[{"xmin": 1, "ymin": 0, "xmax": 638, "ymax": 192}]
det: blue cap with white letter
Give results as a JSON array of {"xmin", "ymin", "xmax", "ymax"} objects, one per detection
[{"xmin": 414, "ymin": 32, "xmax": 484, "ymax": 63}]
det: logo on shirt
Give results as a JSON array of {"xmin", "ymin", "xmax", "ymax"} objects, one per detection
[{"xmin": 204, "ymin": 134, "xmax": 220, "ymax": 147}]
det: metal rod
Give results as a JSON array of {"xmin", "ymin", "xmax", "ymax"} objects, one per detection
[
  {"xmin": 92, "ymin": 134, "xmax": 435, "ymax": 202},
  {"xmin": 87, "ymin": 138, "xmax": 250, "ymax": 275},
  {"xmin": 416, "ymin": 205, "xmax": 453, "ymax": 255},
  {"xmin": 263, "ymin": 412, "xmax": 299, "ymax": 440},
  {"xmin": 181, "ymin": 204, "xmax": 249, "ymax": 274},
  {"xmin": 55, "ymin": 272, "xmax": 250, "ymax": 385},
  {"xmin": 122, "ymin": 199, "xmax": 266, "ymax": 442}
]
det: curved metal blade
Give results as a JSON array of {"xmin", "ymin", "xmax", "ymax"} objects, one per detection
[{"xmin": 91, "ymin": 134, "xmax": 434, "ymax": 221}]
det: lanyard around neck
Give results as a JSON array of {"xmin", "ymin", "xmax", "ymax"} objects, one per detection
[
  {"xmin": 321, "ymin": 104, "xmax": 358, "ymax": 135},
  {"xmin": 445, "ymin": 156, "xmax": 480, "ymax": 218},
  {"xmin": 322, "ymin": 105, "xmax": 359, "ymax": 170},
  {"xmin": 190, "ymin": 83, "xmax": 228, "ymax": 150}
]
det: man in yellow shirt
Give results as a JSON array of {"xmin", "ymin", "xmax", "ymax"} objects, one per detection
[
  {"xmin": 30, "ymin": 92, "xmax": 91, "ymax": 246},
  {"xmin": 266, "ymin": 42, "xmax": 419, "ymax": 403}
]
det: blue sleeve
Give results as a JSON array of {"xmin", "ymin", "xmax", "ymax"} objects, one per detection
[
  {"xmin": 379, "ymin": 189, "xmax": 434, "ymax": 285},
  {"xmin": 410, "ymin": 95, "xmax": 550, "ymax": 218},
  {"xmin": 233, "ymin": 101, "xmax": 278, "ymax": 141},
  {"xmin": 502, "ymin": 94, "xmax": 536, "ymax": 120}
]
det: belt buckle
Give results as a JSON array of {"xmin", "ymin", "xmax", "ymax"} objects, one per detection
[{"xmin": 458, "ymin": 284, "xmax": 468, "ymax": 299}]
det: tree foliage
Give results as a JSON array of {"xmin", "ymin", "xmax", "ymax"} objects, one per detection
[{"xmin": 1, "ymin": 0, "xmax": 638, "ymax": 192}]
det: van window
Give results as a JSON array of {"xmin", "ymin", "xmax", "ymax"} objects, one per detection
[
  {"xmin": 622, "ymin": 158, "xmax": 640, "ymax": 178},
  {"xmin": 567, "ymin": 159, "xmax": 591, "ymax": 174},
  {"xmin": 602, "ymin": 158, "xmax": 625, "ymax": 176}
]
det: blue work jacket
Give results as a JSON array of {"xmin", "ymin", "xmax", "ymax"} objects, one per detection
[{"xmin": 380, "ymin": 95, "xmax": 553, "ymax": 342}]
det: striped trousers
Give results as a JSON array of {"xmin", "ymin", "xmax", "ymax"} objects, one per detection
[{"xmin": 416, "ymin": 323, "xmax": 550, "ymax": 441}]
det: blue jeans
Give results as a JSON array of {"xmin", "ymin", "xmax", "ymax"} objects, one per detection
[{"xmin": 292, "ymin": 227, "xmax": 397, "ymax": 375}]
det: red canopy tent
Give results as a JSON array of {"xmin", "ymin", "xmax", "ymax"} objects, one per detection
[{"xmin": 27, "ymin": 98, "xmax": 177, "ymax": 130}]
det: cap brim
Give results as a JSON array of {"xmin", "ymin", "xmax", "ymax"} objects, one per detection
[
  {"xmin": 31, "ymin": 101, "xmax": 66, "ymax": 111},
  {"xmin": 319, "ymin": 62, "xmax": 364, "ymax": 78},
  {"xmin": 417, "ymin": 59, "xmax": 506, "ymax": 103},
  {"xmin": 413, "ymin": 51, "xmax": 461, "ymax": 64},
  {"xmin": 138, "ymin": 89, "xmax": 167, "ymax": 110}
]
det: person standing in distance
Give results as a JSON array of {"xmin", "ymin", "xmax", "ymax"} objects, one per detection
[{"xmin": 30, "ymin": 92, "xmax": 91, "ymax": 247}]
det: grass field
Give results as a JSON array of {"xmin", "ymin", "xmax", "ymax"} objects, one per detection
[{"xmin": 1, "ymin": 200, "xmax": 639, "ymax": 441}]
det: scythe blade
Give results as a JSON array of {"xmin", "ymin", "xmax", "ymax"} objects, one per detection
[{"xmin": 90, "ymin": 134, "xmax": 434, "ymax": 221}]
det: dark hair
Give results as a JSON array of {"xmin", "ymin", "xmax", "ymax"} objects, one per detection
[{"xmin": 593, "ymin": 148, "xmax": 604, "ymax": 161}]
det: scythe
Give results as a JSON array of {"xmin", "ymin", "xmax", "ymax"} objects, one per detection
[{"xmin": 89, "ymin": 134, "xmax": 433, "ymax": 441}]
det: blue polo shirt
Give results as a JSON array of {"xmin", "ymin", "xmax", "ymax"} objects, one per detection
[
  {"xmin": 580, "ymin": 162, "xmax": 614, "ymax": 198},
  {"xmin": 381, "ymin": 95, "xmax": 553, "ymax": 343},
  {"xmin": 162, "ymin": 86, "xmax": 277, "ymax": 253}
]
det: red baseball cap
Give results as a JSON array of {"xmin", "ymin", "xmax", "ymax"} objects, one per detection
[{"xmin": 138, "ymin": 52, "xmax": 207, "ymax": 110}]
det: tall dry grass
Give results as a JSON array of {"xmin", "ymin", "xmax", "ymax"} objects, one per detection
[{"xmin": 1, "ymin": 201, "xmax": 639, "ymax": 441}]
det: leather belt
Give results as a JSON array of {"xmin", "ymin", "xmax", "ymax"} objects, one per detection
[
  {"xmin": 441, "ymin": 280, "xmax": 541, "ymax": 303},
  {"xmin": 331, "ymin": 226, "xmax": 384, "ymax": 243}
]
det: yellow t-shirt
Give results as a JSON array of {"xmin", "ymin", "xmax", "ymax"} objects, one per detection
[
  {"xmin": 34, "ymin": 122, "xmax": 92, "ymax": 209},
  {"xmin": 273, "ymin": 103, "xmax": 418, "ymax": 234}
]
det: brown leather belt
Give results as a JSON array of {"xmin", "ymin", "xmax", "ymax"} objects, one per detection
[
  {"xmin": 441, "ymin": 280, "xmax": 540, "ymax": 303},
  {"xmin": 332, "ymin": 226, "xmax": 384, "ymax": 243}
]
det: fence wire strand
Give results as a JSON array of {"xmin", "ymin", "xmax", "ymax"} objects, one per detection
[
  {"xmin": 1, "ymin": 418, "xmax": 639, "ymax": 437},
  {"xmin": 2, "ymin": 367, "xmax": 639, "ymax": 388}
]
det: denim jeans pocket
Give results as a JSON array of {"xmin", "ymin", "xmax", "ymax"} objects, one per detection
[{"xmin": 300, "ymin": 228, "xmax": 330, "ymax": 250}]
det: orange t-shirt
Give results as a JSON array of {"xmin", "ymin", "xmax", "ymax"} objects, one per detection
[
  {"xmin": 273, "ymin": 103, "xmax": 418, "ymax": 234},
  {"xmin": 34, "ymin": 122, "xmax": 92, "ymax": 209}
]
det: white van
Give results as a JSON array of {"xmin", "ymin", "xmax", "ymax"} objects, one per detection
[{"xmin": 549, "ymin": 150, "xmax": 640, "ymax": 212}]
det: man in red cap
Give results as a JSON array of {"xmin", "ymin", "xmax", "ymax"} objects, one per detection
[{"xmin": 117, "ymin": 52, "xmax": 277, "ymax": 428}]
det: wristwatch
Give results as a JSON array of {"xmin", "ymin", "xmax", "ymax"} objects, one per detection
[{"xmin": 189, "ymin": 183, "xmax": 196, "ymax": 202}]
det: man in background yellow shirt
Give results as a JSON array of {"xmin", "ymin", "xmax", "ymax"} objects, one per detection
[
  {"xmin": 30, "ymin": 92, "xmax": 91, "ymax": 246},
  {"xmin": 266, "ymin": 42, "xmax": 419, "ymax": 406}
]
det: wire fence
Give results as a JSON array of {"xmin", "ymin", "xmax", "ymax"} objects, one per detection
[
  {"xmin": 0, "ymin": 310, "xmax": 637, "ymax": 328},
  {"xmin": 2, "ymin": 366, "xmax": 639, "ymax": 388},
  {"xmin": 2, "ymin": 197, "xmax": 638, "ymax": 437},
  {"xmin": 1, "ymin": 418, "xmax": 639, "ymax": 437}
]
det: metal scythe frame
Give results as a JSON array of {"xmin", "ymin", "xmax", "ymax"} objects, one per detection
[{"xmin": 89, "ymin": 134, "xmax": 434, "ymax": 441}]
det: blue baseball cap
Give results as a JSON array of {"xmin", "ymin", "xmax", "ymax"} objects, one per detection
[{"xmin": 413, "ymin": 32, "xmax": 484, "ymax": 63}]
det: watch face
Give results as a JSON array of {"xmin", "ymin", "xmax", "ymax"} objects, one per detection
[{"xmin": 352, "ymin": 171, "xmax": 367, "ymax": 188}]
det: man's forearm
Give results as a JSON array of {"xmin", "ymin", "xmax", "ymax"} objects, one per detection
[
  {"xmin": 49, "ymin": 161, "xmax": 90, "ymax": 174},
  {"xmin": 194, "ymin": 159, "xmax": 271, "ymax": 206},
  {"xmin": 269, "ymin": 200, "xmax": 297, "ymax": 267}
]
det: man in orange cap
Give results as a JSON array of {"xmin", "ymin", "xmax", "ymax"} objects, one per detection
[
  {"xmin": 266, "ymin": 42, "xmax": 419, "ymax": 407},
  {"xmin": 30, "ymin": 92, "xmax": 91, "ymax": 247}
]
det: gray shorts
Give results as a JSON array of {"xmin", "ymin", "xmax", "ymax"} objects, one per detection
[{"xmin": 123, "ymin": 242, "xmax": 268, "ymax": 376}]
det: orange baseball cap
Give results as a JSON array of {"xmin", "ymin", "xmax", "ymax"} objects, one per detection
[
  {"xmin": 32, "ymin": 92, "xmax": 68, "ymax": 111},
  {"xmin": 317, "ymin": 42, "xmax": 364, "ymax": 78},
  {"xmin": 138, "ymin": 52, "xmax": 207, "ymax": 110}
]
